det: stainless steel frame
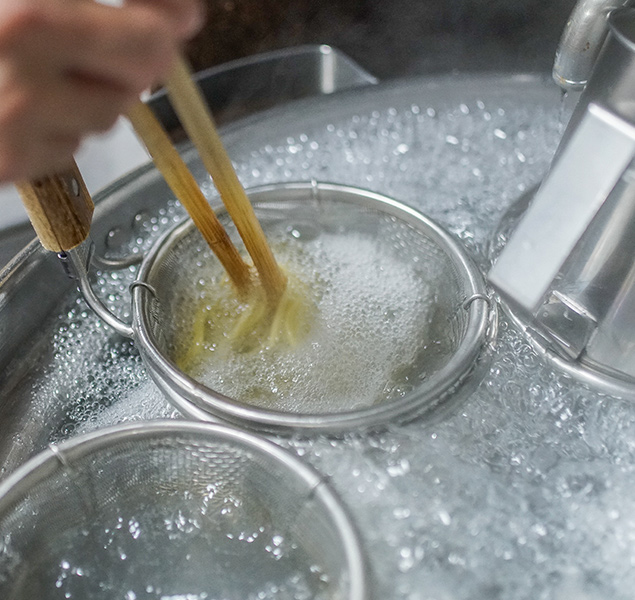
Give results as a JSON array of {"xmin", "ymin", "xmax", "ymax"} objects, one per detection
[{"xmin": 489, "ymin": 6, "xmax": 635, "ymax": 392}]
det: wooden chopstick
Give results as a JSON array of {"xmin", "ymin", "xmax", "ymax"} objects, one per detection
[
  {"xmin": 164, "ymin": 56, "xmax": 287, "ymax": 304},
  {"xmin": 127, "ymin": 101, "xmax": 253, "ymax": 295}
]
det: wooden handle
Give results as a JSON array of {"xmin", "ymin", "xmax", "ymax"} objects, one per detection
[
  {"xmin": 128, "ymin": 102, "xmax": 253, "ymax": 294},
  {"xmin": 15, "ymin": 160, "xmax": 94, "ymax": 252},
  {"xmin": 165, "ymin": 56, "xmax": 287, "ymax": 304}
]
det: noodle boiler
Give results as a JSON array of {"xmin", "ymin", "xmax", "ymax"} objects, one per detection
[{"xmin": 4, "ymin": 1, "xmax": 635, "ymax": 598}]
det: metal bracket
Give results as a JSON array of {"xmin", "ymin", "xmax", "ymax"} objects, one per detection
[
  {"xmin": 57, "ymin": 239, "xmax": 134, "ymax": 339},
  {"xmin": 534, "ymin": 291, "xmax": 598, "ymax": 360}
]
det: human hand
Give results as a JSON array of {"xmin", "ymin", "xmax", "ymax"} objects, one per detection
[{"xmin": 0, "ymin": 0, "xmax": 203, "ymax": 183}]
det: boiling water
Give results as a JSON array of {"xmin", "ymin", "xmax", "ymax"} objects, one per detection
[
  {"xmin": 166, "ymin": 219, "xmax": 438, "ymax": 413},
  {"xmin": 7, "ymin": 78, "xmax": 635, "ymax": 599},
  {"xmin": 1, "ymin": 483, "xmax": 330, "ymax": 600}
]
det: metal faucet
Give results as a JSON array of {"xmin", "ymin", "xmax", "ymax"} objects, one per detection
[
  {"xmin": 488, "ymin": 1, "xmax": 635, "ymax": 382},
  {"xmin": 553, "ymin": 0, "xmax": 632, "ymax": 91}
]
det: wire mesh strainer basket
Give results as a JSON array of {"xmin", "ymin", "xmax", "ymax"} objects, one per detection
[
  {"xmin": 74, "ymin": 182, "xmax": 494, "ymax": 432},
  {"xmin": 0, "ymin": 421, "xmax": 370, "ymax": 599}
]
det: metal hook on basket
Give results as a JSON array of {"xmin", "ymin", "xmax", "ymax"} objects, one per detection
[
  {"xmin": 59, "ymin": 240, "xmax": 134, "ymax": 339},
  {"xmin": 462, "ymin": 293, "xmax": 491, "ymax": 310},
  {"xmin": 463, "ymin": 292, "xmax": 499, "ymax": 349},
  {"xmin": 129, "ymin": 281, "xmax": 157, "ymax": 298},
  {"xmin": 48, "ymin": 443, "xmax": 70, "ymax": 469},
  {"xmin": 91, "ymin": 252, "xmax": 144, "ymax": 270},
  {"xmin": 310, "ymin": 178, "xmax": 320, "ymax": 201}
]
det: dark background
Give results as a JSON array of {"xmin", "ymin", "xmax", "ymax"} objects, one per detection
[
  {"xmin": 186, "ymin": 0, "xmax": 578, "ymax": 78},
  {"xmin": 0, "ymin": 0, "xmax": 579, "ymax": 267}
]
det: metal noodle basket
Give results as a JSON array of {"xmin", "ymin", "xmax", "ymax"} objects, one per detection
[
  {"xmin": 0, "ymin": 421, "xmax": 370, "ymax": 599},
  {"xmin": 71, "ymin": 182, "xmax": 494, "ymax": 432}
]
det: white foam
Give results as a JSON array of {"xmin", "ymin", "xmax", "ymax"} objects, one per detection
[{"xmin": 175, "ymin": 228, "xmax": 435, "ymax": 413}]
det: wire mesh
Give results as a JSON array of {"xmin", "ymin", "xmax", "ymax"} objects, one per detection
[{"xmin": 0, "ymin": 422, "xmax": 368, "ymax": 599}]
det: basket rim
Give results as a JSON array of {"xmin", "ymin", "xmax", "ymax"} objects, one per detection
[
  {"xmin": 132, "ymin": 181, "xmax": 495, "ymax": 432},
  {"xmin": 0, "ymin": 420, "xmax": 371, "ymax": 600}
]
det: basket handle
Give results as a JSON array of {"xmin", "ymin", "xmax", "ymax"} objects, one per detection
[
  {"xmin": 15, "ymin": 159, "xmax": 94, "ymax": 253},
  {"xmin": 15, "ymin": 161, "xmax": 135, "ymax": 338}
]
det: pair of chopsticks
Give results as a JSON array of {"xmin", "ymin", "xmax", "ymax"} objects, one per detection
[{"xmin": 128, "ymin": 56, "xmax": 287, "ymax": 303}]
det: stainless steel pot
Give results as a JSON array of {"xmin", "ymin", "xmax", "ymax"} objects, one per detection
[{"xmin": 8, "ymin": 72, "xmax": 616, "ymax": 600}]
